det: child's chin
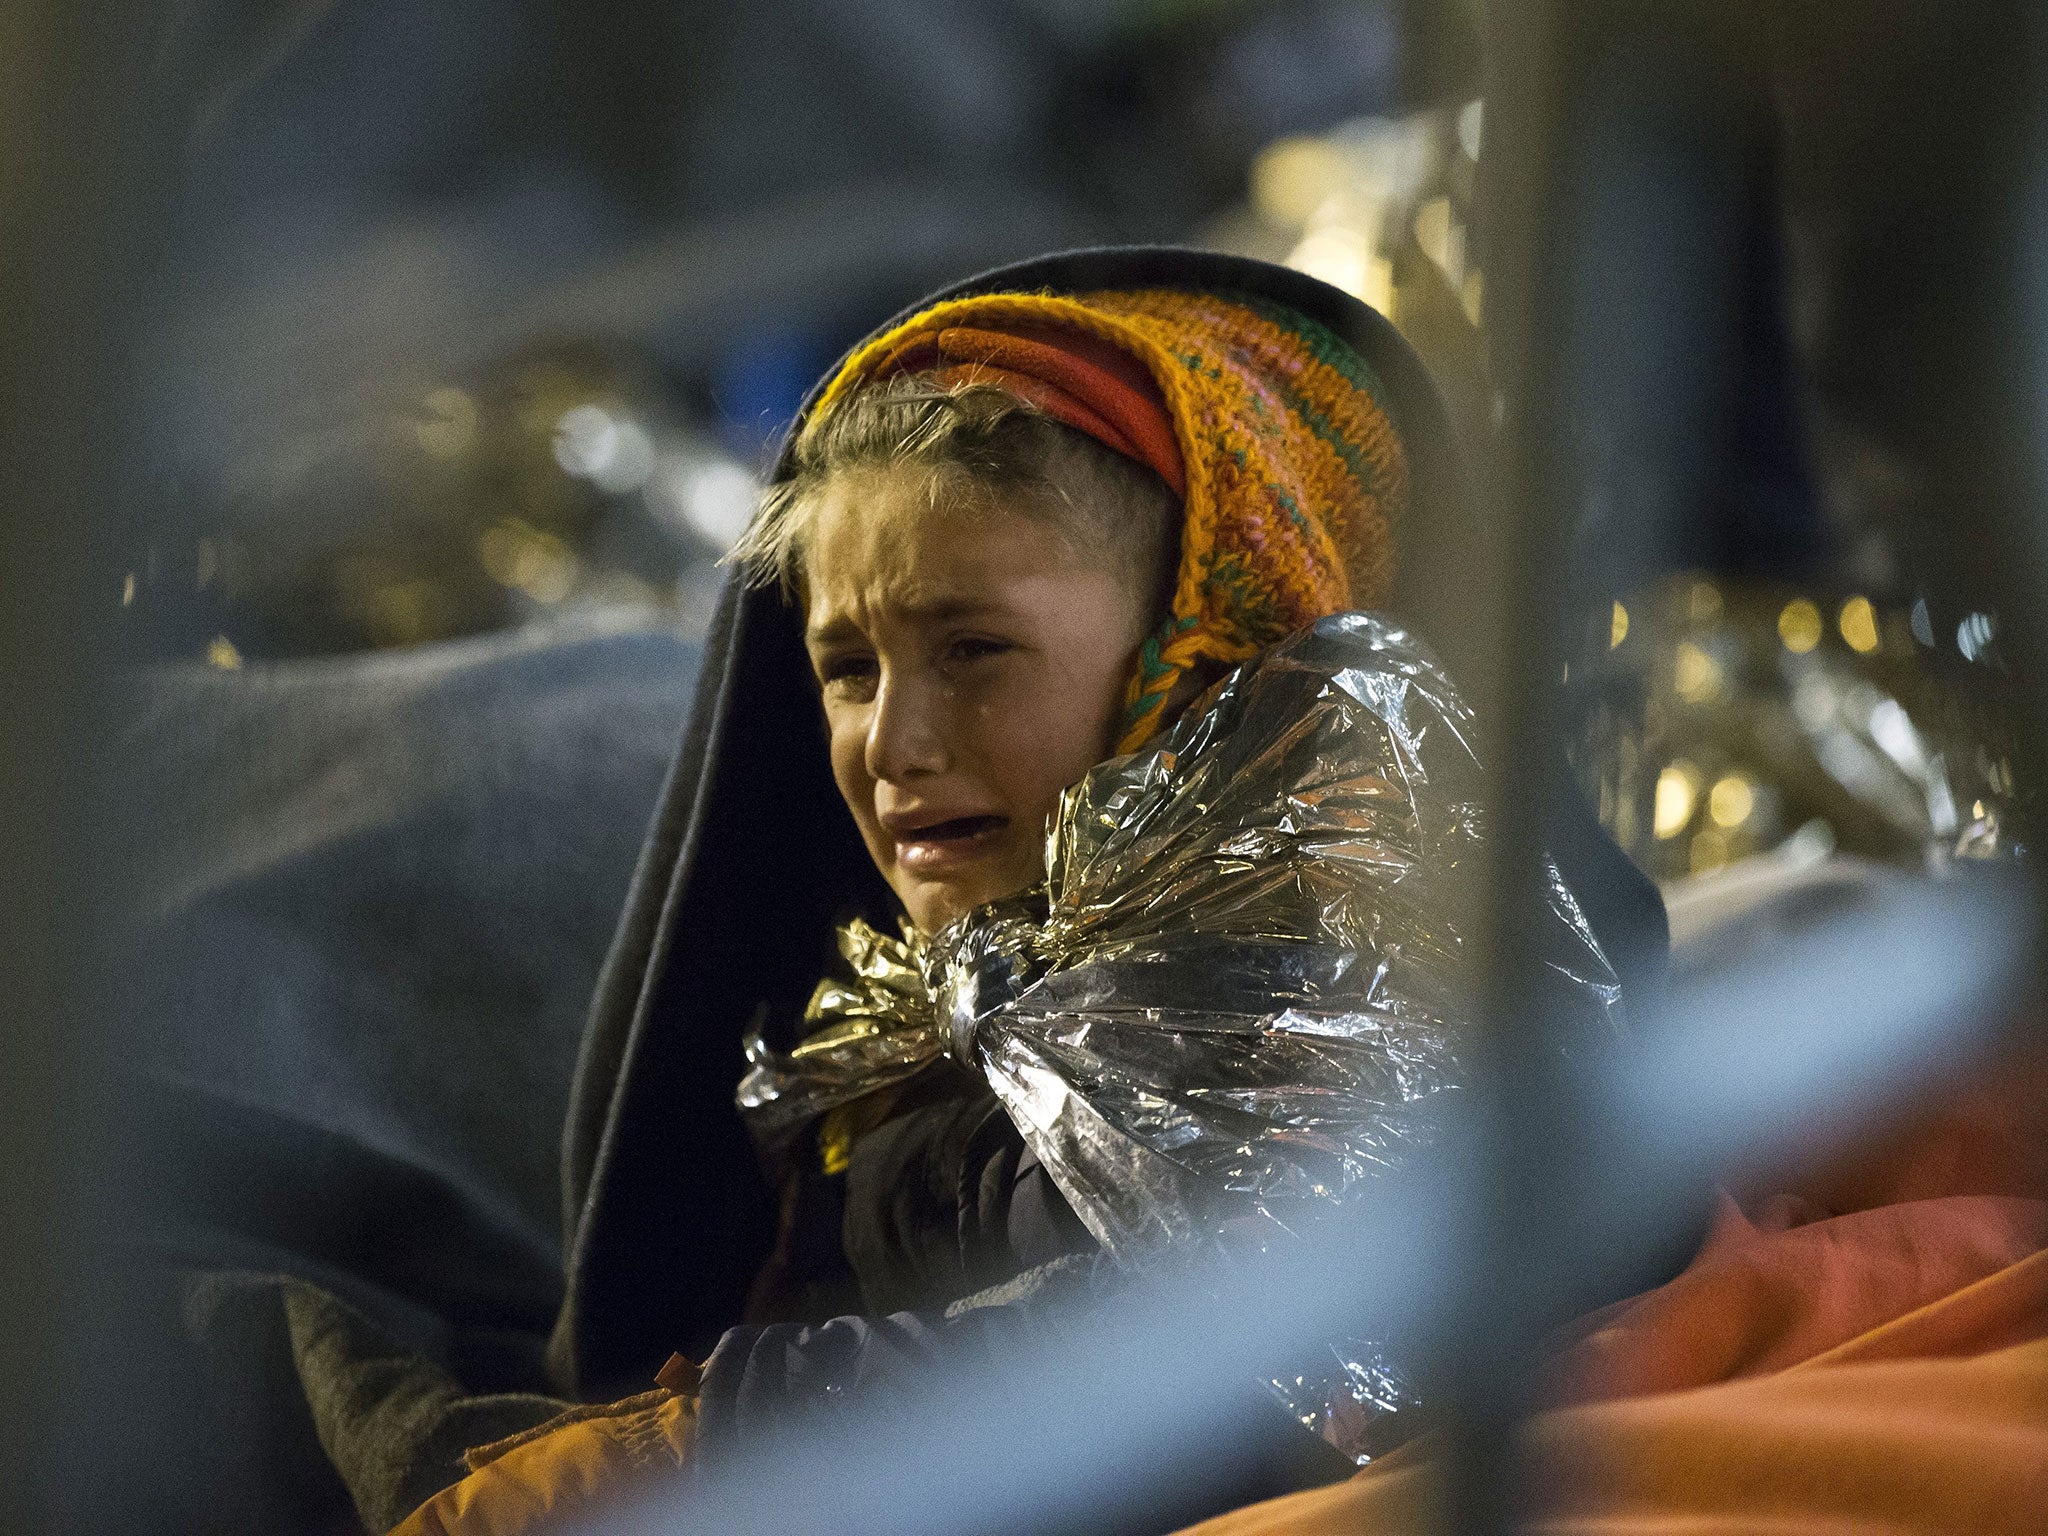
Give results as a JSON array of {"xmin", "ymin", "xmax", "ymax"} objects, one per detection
[{"xmin": 904, "ymin": 870, "xmax": 1034, "ymax": 935}]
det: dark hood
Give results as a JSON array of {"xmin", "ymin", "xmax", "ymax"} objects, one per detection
[{"xmin": 548, "ymin": 247, "xmax": 1668, "ymax": 1396}]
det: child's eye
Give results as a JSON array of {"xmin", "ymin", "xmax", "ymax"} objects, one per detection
[
  {"xmin": 818, "ymin": 655, "xmax": 878, "ymax": 696},
  {"xmin": 947, "ymin": 636, "xmax": 1013, "ymax": 664}
]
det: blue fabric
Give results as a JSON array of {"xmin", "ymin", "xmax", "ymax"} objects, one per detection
[{"xmin": 114, "ymin": 617, "xmax": 698, "ymax": 1530}]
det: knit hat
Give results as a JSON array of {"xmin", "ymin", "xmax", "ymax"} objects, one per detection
[{"xmin": 812, "ymin": 288, "xmax": 1410, "ymax": 750}]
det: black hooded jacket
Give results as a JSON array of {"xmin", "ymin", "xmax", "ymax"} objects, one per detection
[{"xmin": 545, "ymin": 246, "xmax": 1670, "ymax": 1408}]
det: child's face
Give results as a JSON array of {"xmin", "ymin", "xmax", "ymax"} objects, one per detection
[{"xmin": 803, "ymin": 465, "xmax": 1152, "ymax": 934}]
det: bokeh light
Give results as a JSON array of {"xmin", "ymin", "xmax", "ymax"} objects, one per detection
[
  {"xmin": 478, "ymin": 520, "xmax": 577, "ymax": 603},
  {"xmin": 552, "ymin": 404, "xmax": 656, "ymax": 494},
  {"xmin": 415, "ymin": 387, "xmax": 479, "ymax": 458},
  {"xmin": 1958, "ymin": 611, "xmax": 1995, "ymax": 662},
  {"xmin": 1708, "ymin": 771, "xmax": 1756, "ymax": 828},
  {"xmin": 1575, "ymin": 571, "xmax": 2017, "ymax": 885},
  {"xmin": 1286, "ymin": 226, "xmax": 1385, "ymax": 309},
  {"xmin": 1910, "ymin": 597, "xmax": 1935, "ymax": 646},
  {"xmin": 1250, "ymin": 135, "xmax": 1347, "ymax": 226},
  {"xmin": 1838, "ymin": 595, "xmax": 1879, "ymax": 654},
  {"xmin": 1654, "ymin": 761, "xmax": 1699, "ymax": 840},
  {"xmin": 1673, "ymin": 641, "xmax": 1724, "ymax": 703},
  {"xmin": 1778, "ymin": 599, "xmax": 1823, "ymax": 653}
]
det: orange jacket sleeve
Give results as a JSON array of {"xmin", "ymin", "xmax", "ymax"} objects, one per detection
[{"xmin": 391, "ymin": 1388, "xmax": 695, "ymax": 1536}]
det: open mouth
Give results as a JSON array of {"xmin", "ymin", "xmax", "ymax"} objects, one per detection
[
  {"xmin": 892, "ymin": 813, "xmax": 1009, "ymax": 873},
  {"xmin": 907, "ymin": 814, "xmax": 1007, "ymax": 844}
]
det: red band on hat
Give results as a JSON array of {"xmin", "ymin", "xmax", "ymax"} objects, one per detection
[{"xmin": 882, "ymin": 323, "xmax": 1186, "ymax": 499}]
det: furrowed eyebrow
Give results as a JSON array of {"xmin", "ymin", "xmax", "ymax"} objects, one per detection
[
  {"xmin": 805, "ymin": 595, "xmax": 1006, "ymax": 647},
  {"xmin": 804, "ymin": 615, "xmax": 864, "ymax": 650}
]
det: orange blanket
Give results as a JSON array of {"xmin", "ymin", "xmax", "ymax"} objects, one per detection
[{"xmin": 1176, "ymin": 1047, "xmax": 2048, "ymax": 1536}]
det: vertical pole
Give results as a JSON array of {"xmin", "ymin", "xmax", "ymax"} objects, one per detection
[
  {"xmin": 0, "ymin": 5, "xmax": 178, "ymax": 1529},
  {"xmin": 1445, "ymin": 2, "xmax": 1761, "ymax": 1530},
  {"xmin": 1433, "ymin": 3, "xmax": 1576, "ymax": 1528}
]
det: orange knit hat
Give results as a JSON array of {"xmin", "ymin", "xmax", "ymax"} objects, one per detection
[{"xmin": 813, "ymin": 287, "xmax": 1410, "ymax": 750}]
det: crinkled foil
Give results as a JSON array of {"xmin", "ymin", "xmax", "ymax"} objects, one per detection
[
  {"xmin": 739, "ymin": 612, "xmax": 1625, "ymax": 1461},
  {"xmin": 737, "ymin": 917, "xmax": 945, "ymax": 1148}
]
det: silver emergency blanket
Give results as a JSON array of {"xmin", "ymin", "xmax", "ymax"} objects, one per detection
[{"xmin": 739, "ymin": 611, "xmax": 1625, "ymax": 1460}]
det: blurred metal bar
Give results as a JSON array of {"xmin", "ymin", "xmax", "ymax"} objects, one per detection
[
  {"xmin": 1441, "ymin": 0, "xmax": 1614, "ymax": 1525},
  {"xmin": 1, "ymin": 10, "xmax": 110, "ymax": 1527},
  {"xmin": 1458, "ymin": 2, "xmax": 1844, "ymax": 1532},
  {"xmin": 0, "ymin": 5, "xmax": 182, "ymax": 1531}
]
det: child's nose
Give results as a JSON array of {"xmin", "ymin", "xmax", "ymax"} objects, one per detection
[{"xmin": 865, "ymin": 673, "xmax": 949, "ymax": 781}]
